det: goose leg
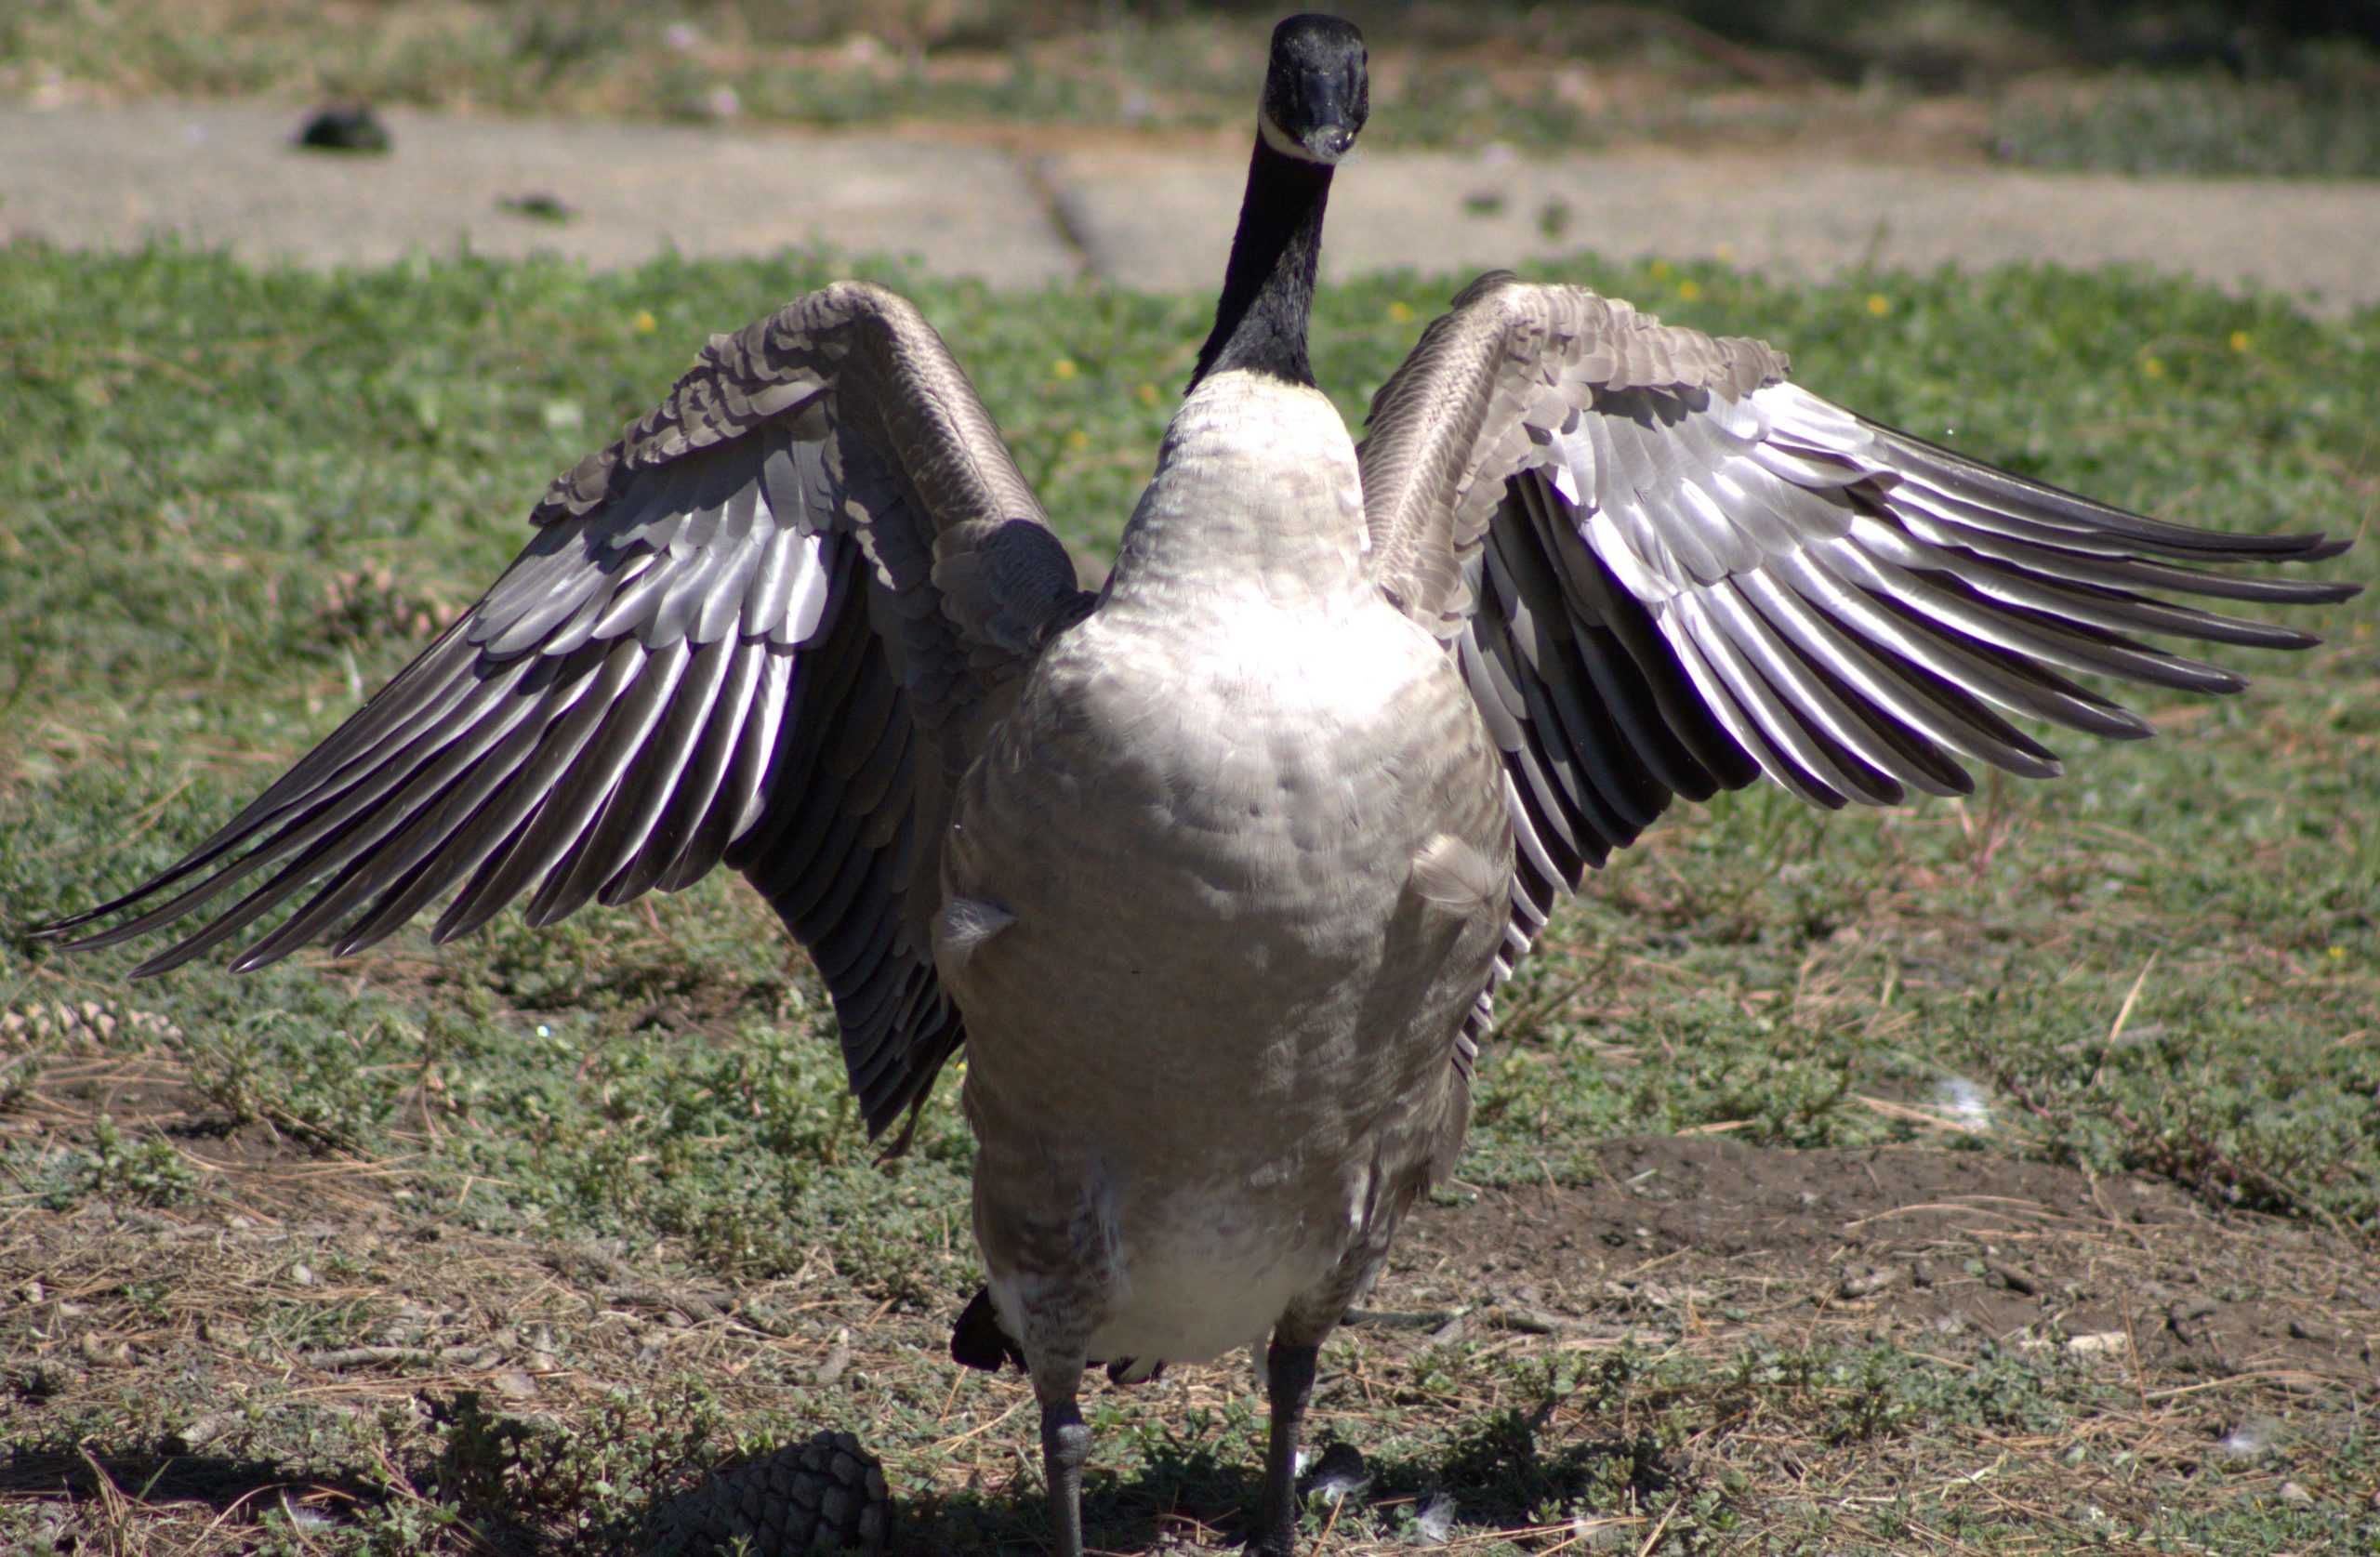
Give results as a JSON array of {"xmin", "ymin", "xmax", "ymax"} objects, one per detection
[
  {"xmin": 1036, "ymin": 1365, "xmax": 1091, "ymax": 1557},
  {"xmin": 1251, "ymin": 1334, "xmax": 1319, "ymax": 1556}
]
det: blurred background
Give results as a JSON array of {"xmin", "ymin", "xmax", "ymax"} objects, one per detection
[{"xmin": 6, "ymin": 0, "xmax": 2378, "ymax": 177}]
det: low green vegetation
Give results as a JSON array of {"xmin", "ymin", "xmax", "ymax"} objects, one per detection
[
  {"xmin": 1993, "ymin": 64, "xmax": 2380, "ymax": 178},
  {"xmin": 1, "ymin": 246, "xmax": 2374, "ymax": 1552}
]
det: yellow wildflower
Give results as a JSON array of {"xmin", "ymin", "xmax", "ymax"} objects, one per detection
[
  {"xmin": 1866, "ymin": 293, "xmax": 1891, "ymax": 317},
  {"xmin": 1051, "ymin": 358, "xmax": 1078, "ymax": 381},
  {"xmin": 2140, "ymin": 356, "xmax": 2166, "ymax": 379},
  {"xmin": 633, "ymin": 310, "xmax": 658, "ymax": 334},
  {"xmin": 2228, "ymin": 330, "xmax": 2253, "ymax": 353},
  {"xmin": 1675, "ymin": 279, "xmax": 1701, "ymax": 302},
  {"xmin": 1386, "ymin": 299, "xmax": 1414, "ymax": 323}
]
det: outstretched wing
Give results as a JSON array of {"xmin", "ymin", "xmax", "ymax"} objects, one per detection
[
  {"xmin": 39, "ymin": 282, "xmax": 1090, "ymax": 1138},
  {"xmin": 1360, "ymin": 270, "xmax": 2358, "ymax": 1036}
]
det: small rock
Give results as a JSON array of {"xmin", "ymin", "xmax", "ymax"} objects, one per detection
[
  {"xmin": 289, "ymin": 1262, "xmax": 316, "ymax": 1287},
  {"xmin": 813, "ymin": 1327, "xmax": 853, "ymax": 1386},
  {"xmin": 488, "ymin": 1368, "xmax": 539, "ymax": 1401},
  {"xmin": 168, "ymin": 1410, "xmax": 239, "ymax": 1453},
  {"xmin": 2279, "ymin": 1481, "xmax": 2314, "ymax": 1505},
  {"xmin": 296, "ymin": 103, "xmax": 391, "ymax": 154},
  {"xmin": 1839, "ymin": 1265, "xmax": 1902, "ymax": 1300},
  {"xmin": 78, "ymin": 1333, "xmax": 131, "ymax": 1366},
  {"xmin": 497, "ymin": 191, "xmax": 575, "ymax": 225},
  {"xmin": 2066, "ymin": 1331, "xmax": 2128, "ymax": 1356},
  {"xmin": 200, "ymin": 1315, "xmax": 251, "ymax": 1348}
]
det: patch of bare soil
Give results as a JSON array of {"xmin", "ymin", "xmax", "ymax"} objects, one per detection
[{"xmin": 1396, "ymin": 1136, "xmax": 2375, "ymax": 1387}]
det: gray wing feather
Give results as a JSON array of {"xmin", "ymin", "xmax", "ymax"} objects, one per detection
[
  {"xmin": 1361, "ymin": 269, "xmax": 2356, "ymax": 1056},
  {"xmin": 45, "ymin": 281, "xmax": 1091, "ymax": 1140}
]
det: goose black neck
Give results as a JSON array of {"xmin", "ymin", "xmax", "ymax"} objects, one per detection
[{"xmin": 1190, "ymin": 137, "xmax": 1335, "ymax": 390}]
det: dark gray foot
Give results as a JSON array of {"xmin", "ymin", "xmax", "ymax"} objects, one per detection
[
  {"xmin": 1251, "ymin": 1338, "xmax": 1319, "ymax": 1556},
  {"xmin": 1041, "ymin": 1395, "xmax": 1091, "ymax": 1557}
]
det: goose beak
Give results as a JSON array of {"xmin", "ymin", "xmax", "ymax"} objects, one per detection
[
  {"xmin": 1307, "ymin": 119, "xmax": 1356, "ymax": 162},
  {"xmin": 1293, "ymin": 67, "xmax": 1367, "ymax": 164}
]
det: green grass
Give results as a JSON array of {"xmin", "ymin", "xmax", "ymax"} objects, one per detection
[
  {"xmin": 1, "ymin": 246, "xmax": 2375, "ymax": 1553},
  {"xmin": 1993, "ymin": 64, "xmax": 2380, "ymax": 178}
]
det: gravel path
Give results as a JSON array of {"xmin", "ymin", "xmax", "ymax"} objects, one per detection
[{"xmin": 6, "ymin": 98, "xmax": 2374, "ymax": 312}]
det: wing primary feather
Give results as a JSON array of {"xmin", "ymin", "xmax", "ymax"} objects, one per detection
[
  {"xmin": 1690, "ymin": 585, "xmax": 1923, "ymax": 803},
  {"xmin": 430, "ymin": 637, "xmax": 651, "ymax": 943},
  {"xmin": 664, "ymin": 648, "xmax": 793, "ymax": 891},
  {"xmin": 1727, "ymin": 570, "xmax": 2029, "ymax": 783},
  {"xmin": 624, "ymin": 639, "xmax": 773, "ymax": 899},
  {"xmin": 1481, "ymin": 532, "xmax": 1659, "ymax": 839},
  {"xmin": 43, "ymin": 626, "xmax": 489, "ymax": 936},
  {"xmin": 68, "ymin": 653, "xmax": 555, "ymax": 958},
  {"xmin": 1511, "ymin": 476, "xmax": 1732, "ymax": 800},
  {"xmin": 547, "ymin": 632, "xmax": 735, "ymax": 913},
  {"xmin": 328, "ymin": 698, "xmax": 618, "ymax": 957},
  {"xmin": 1673, "ymin": 591, "xmax": 1889, "ymax": 805},
  {"xmin": 1767, "ymin": 546, "xmax": 2146, "ymax": 742},
  {"xmin": 1659, "ymin": 606, "xmax": 1843, "ymax": 808},
  {"xmin": 1818, "ymin": 536, "xmax": 2245, "ymax": 695},
  {"xmin": 1863, "ymin": 417, "xmax": 2350, "ymax": 558},
  {"xmin": 520, "ymin": 638, "xmax": 696, "ymax": 927}
]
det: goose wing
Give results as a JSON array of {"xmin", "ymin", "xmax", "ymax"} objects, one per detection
[
  {"xmin": 39, "ymin": 281, "xmax": 1089, "ymax": 1138},
  {"xmin": 1359, "ymin": 270, "xmax": 2358, "ymax": 1031}
]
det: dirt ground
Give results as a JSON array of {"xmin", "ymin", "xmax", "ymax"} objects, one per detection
[{"xmin": 6, "ymin": 1034, "xmax": 2373, "ymax": 1553}]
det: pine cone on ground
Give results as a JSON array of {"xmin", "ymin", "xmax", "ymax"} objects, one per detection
[{"xmin": 641, "ymin": 1429, "xmax": 892, "ymax": 1555}]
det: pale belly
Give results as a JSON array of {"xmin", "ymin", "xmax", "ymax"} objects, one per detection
[{"xmin": 936, "ymin": 597, "xmax": 1510, "ymax": 1366}]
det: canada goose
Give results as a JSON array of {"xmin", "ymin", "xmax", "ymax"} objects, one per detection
[{"xmin": 39, "ymin": 12, "xmax": 2357, "ymax": 1555}]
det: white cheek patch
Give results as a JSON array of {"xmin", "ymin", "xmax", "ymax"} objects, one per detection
[{"xmin": 1258, "ymin": 110, "xmax": 1334, "ymax": 165}]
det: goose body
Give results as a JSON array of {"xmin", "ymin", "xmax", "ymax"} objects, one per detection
[
  {"xmin": 945, "ymin": 369, "xmax": 1507, "ymax": 1375},
  {"xmin": 37, "ymin": 14, "xmax": 2358, "ymax": 1556}
]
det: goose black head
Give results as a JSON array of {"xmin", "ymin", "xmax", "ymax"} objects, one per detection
[{"xmin": 1260, "ymin": 14, "xmax": 1368, "ymax": 165}]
